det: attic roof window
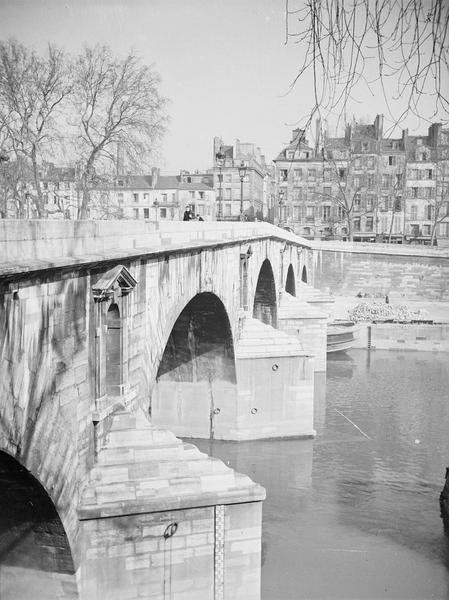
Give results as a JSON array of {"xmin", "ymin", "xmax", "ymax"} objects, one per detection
[{"xmin": 93, "ymin": 265, "xmax": 138, "ymax": 301}]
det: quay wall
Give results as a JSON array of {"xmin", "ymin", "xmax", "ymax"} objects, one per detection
[
  {"xmin": 353, "ymin": 323, "xmax": 449, "ymax": 352},
  {"xmin": 312, "ymin": 243, "xmax": 449, "ymax": 301}
]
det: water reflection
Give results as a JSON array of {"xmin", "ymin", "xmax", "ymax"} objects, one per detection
[{"xmin": 195, "ymin": 349, "xmax": 449, "ymax": 600}]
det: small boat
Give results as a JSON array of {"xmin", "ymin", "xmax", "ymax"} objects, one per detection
[{"xmin": 327, "ymin": 320, "xmax": 359, "ymax": 353}]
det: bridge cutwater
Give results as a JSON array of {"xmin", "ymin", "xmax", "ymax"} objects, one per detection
[{"xmin": 0, "ymin": 220, "xmax": 332, "ymax": 600}]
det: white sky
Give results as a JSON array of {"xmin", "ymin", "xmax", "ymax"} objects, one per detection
[{"xmin": 0, "ymin": 0, "xmax": 445, "ymax": 172}]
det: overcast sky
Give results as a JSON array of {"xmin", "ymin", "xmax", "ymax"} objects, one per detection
[{"xmin": 0, "ymin": 0, "xmax": 445, "ymax": 172}]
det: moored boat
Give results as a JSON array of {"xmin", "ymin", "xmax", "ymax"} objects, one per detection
[{"xmin": 327, "ymin": 320, "xmax": 359, "ymax": 353}]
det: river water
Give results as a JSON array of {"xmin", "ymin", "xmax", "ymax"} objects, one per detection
[{"xmin": 197, "ymin": 349, "xmax": 449, "ymax": 600}]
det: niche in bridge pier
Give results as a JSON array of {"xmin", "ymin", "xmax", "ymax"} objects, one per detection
[
  {"xmin": 253, "ymin": 259, "xmax": 277, "ymax": 327},
  {"xmin": 0, "ymin": 451, "xmax": 78, "ymax": 599},
  {"xmin": 286, "ymin": 264, "xmax": 296, "ymax": 296},
  {"xmin": 92, "ymin": 265, "xmax": 137, "ymax": 416},
  {"xmin": 152, "ymin": 292, "xmax": 237, "ymax": 439},
  {"xmin": 106, "ymin": 304, "xmax": 122, "ymax": 397}
]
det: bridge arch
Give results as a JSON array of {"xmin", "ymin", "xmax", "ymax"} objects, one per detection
[
  {"xmin": 301, "ymin": 265, "xmax": 308, "ymax": 283},
  {"xmin": 0, "ymin": 451, "xmax": 78, "ymax": 599},
  {"xmin": 285, "ymin": 264, "xmax": 296, "ymax": 296},
  {"xmin": 151, "ymin": 292, "xmax": 237, "ymax": 438},
  {"xmin": 253, "ymin": 259, "xmax": 277, "ymax": 327}
]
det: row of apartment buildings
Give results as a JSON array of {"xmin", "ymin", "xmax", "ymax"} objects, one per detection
[
  {"xmin": 1, "ymin": 115, "xmax": 448, "ymax": 244},
  {"xmin": 273, "ymin": 116, "xmax": 449, "ymax": 244}
]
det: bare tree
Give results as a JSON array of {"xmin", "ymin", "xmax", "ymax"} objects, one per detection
[
  {"xmin": 0, "ymin": 40, "xmax": 72, "ymax": 217},
  {"xmin": 285, "ymin": 0, "xmax": 449, "ymax": 132},
  {"xmin": 430, "ymin": 160, "xmax": 449, "ymax": 244},
  {"xmin": 322, "ymin": 152, "xmax": 374, "ymax": 241},
  {"xmin": 72, "ymin": 46, "xmax": 168, "ymax": 219}
]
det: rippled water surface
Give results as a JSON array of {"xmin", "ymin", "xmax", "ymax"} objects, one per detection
[{"xmin": 196, "ymin": 349, "xmax": 449, "ymax": 600}]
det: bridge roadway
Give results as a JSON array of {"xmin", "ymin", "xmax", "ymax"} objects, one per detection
[{"xmin": 0, "ymin": 220, "xmax": 332, "ymax": 600}]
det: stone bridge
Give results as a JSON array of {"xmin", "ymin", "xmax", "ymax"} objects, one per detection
[{"xmin": 0, "ymin": 220, "xmax": 331, "ymax": 600}]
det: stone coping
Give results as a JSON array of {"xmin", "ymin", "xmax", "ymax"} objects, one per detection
[
  {"xmin": 312, "ymin": 240, "xmax": 449, "ymax": 258},
  {"xmin": 236, "ymin": 317, "xmax": 312, "ymax": 358}
]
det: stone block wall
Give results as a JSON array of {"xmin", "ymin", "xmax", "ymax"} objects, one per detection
[
  {"xmin": 313, "ymin": 248, "xmax": 449, "ymax": 301},
  {"xmin": 79, "ymin": 501, "xmax": 262, "ymax": 600},
  {"xmin": 353, "ymin": 322, "xmax": 449, "ymax": 351}
]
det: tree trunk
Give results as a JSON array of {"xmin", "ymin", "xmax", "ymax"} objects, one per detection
[
  {"xmin": 31, "ymin": 147, "xmax": 45, "ymax": 218},
  {"xmin": 347, "ymin": 216, "xmax": 353, "ymax": 241},
  {"xmin": 78, "ymin": 154, "xmax": 96, "ymax": 219},
  {"xmin": 430, "ymin": 221, "xmax": 438, "ymax": 246},
  {"xmin": 387, "ymin": 208, "xmax": 395, "ymax": 243}
]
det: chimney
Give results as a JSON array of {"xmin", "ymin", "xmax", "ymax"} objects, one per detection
[
  {"xmin": 428, "ymin": 123, "xmax": 442, "ymax": 147},
  {"xmin": 116, "ymin": 142, "xmax": 124, "ymax": 176},
  {"xmin": 315, "ymin": 118, "xmax": 322, "ymax": 157},
  {"xmin": 151, "ymin": 167, "xmax": 159, "ymax": 188},
  {"xmin": 374, "ymin": 114, "xmax": 384, "ymax": 140},
  {"xmin": 402, "ymin": 128, "xmax": 409, "ymax": 152}
]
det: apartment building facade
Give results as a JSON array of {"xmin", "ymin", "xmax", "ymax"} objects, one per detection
[
  {"xmin": 212, "ymin": 137, "xmax": 271, "ymax": 221},
  {"xmin": 273, "ymin": 116, "xmax": 449, "ymax": 245}
]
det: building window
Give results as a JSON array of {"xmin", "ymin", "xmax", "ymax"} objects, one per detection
[
  {"xmin": 410, "ymin": 205, "xmax": 418, "ymax": 219},
  {"xmin": 225, "ymin": 174, "xmax": 232, "ymax": 183},
  {"xmin": 338, "ymin": 168, "xmax": 346, "ymax": 179},
  {"xmin": 426, "ymin": 205, "xmax": 434, "ymax": 220},
  {"xmin": 439, "ymin": 222, "xmax": 449, "ymax": 237},
  {"xmin": 172, "ymin": 193, "xmax": 176, "ymax": 202},
  {"xmin": 353, "ymin": 217, "xmax": 361, "ymax": 232},
  {"xmin": 190, "ymin": 191, "xmax": 195, "ymax": 199},
  {"xmin": 365, "ymin": 217, "xmax": 374, "ymax": 231},
  {"xmin": 411, "ymin": 187, "xmax": 418, "ymax": 198},
  {"xmin": 118, "ymin": 193, "xmax": 124, "ymax": 204},
  {"xmin": 199, "ymin": 191, "xmax": 204, "ymax": 199},
  {"xmin": 225, "ymin": 188, "xmax": 231, "ymax": 200},
  {"xmin": 423, "ymin": 224, "xmax": 431, "ymax": 236},
  {"xmin": 366, "ymin": 195, "xmax": 374, "ymax": 209},
  {"xmin": 143, "ymin": 193, "xmax": 148, "ymax": 200},
  {"xmin": 143, "ymin": 208, "xmax": 149, "ymax": 219},
  {"xmin": 43, "ymin": 182, "xmax": 48, "ymax": 190},
  {"xmin": 294, "ymin": 169, "xmax": 302, "ymax": 181},
  {"xmin": 354, "ymin": 193, "xmax": 361, "ymax": 208},
  {"xmin": 225, "ymin": 203, "xmax": 231, "ymax": 216},
  {"xmin": 427, "ymin": 169, "xmax": 433, "ymax": 179},
  {"xmin": 306, "ymin": 205, "xmax": 314, "ymax": 218},
  {"xmin": 118, "ymin": 179, "xmax": 124, "ymax": 186},
  {"xmin": 388, "ymin": 156, "xmax": 396, "ymax": 166},
  {"xmin": 367, "ymin": 158, "xmax": 375, "ymax": 169},
  {"xmin": 162, "ymin": 193, "xmax": 167, "ymax": 203},
  {"xmin": 308, "ymin": 169, "xmax": 316, "ymax": 178},
  {"xmin": 198, "ymin": 204, "xmax": 204, "ymax": 216},
  {"xmin": 133, "ymin": 208, "xmax": 139, "ymax": 219},
  {"xmin": 322, "ymin": 205, "xmax": 331, "ymax": 220},
  {"xmin": 293, "ymin": 205, "xmax": 300, "ymax": 220},
  {"xmin": 324, "ymin": 186, "xmax": 332, "ymax": 197},
  {"xmin": 160, "ymin": 207, "xmax": 167, "ymax": 219},
  {"xmin": 133, "ymin": 193, "xmax": 139, "ymax": 203},
  {"xmin": 337, "ymin": 206, "xmax": 344, "ymax": 219},
  {"xmin": 280, "ymin": 169, "xmax": 288, "ymax": 181}
]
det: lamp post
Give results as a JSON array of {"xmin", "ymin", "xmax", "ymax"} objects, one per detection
[
  {"xmin": 153, "ymin": 199, "xmax": 159, "ymax": 222},
  {"xmin": 278, "ymin": 188, "xmax": 285, "ymax": 225},
  {"xmin": 215, "ymin": 149, "xmax": 225, "ymax": 220},
  {"xmin": 238, "ymin": 161, "xmax": 247, "ymax": 221}
]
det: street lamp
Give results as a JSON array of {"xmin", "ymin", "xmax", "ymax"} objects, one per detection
[
  {"xmin": 215, "ymin": 149, "xmax": 225, "ymax": 220},
  {"xmin": 278, "ymin": 188, "xmax": 285, "ymax": 225},
  {"xmin": 238, "ymin": 161, "xmax": 247, "ymax": 221}
]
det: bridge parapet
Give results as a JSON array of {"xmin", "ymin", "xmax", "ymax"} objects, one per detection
[{"xmin": 0, "ymin": 219, "xmax": 310, "ymax": 271}]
